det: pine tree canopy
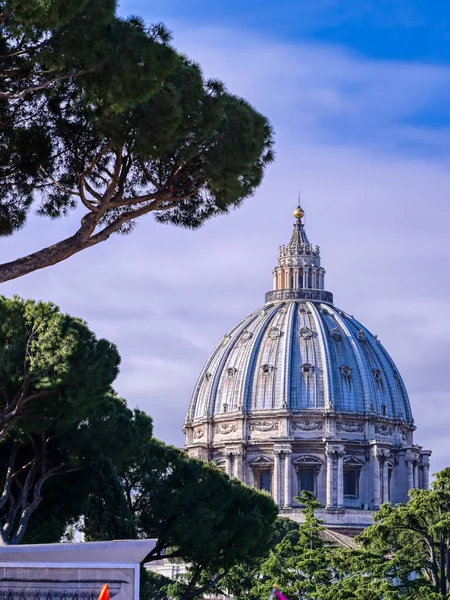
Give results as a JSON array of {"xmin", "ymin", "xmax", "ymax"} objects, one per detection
[
  {"xmin": 0, "ymin": 294, "xmax": 153, "ymax": 544},
  {"xmin": 0, "ymin": 0, "xmax": 274, "ymax": 283}
]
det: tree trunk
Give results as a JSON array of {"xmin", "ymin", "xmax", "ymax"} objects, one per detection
[{"xmin": 0, "ymin": 226, "xmax": 94, "ymax": 283}]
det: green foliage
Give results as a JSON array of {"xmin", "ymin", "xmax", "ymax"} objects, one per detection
[
  {"xmin": 238, "ymin": 473, "xmax": 450, "ymax": 600},
  {"xmin": 0, "ymin": 1, "xmax": 274, "ymax": 282},
  {"xmin": 121, "ymin": 441, "xmax": 277, "ymax": 600},
  {"xmin": 0, "ymin": 295, "xmax": 153, "ymax": 544},
  {"xmin": 140, "ymin": 567, "xmax": 170, "ymax": 600},
  {"xmin": 125, "ymin": 441, "xmax": 277, "ymax": 567},
  {"xmin": 352, "ymin": 468, "xmax": 450, "ymax": 599},
  {"xmin": 0, "ymin": 295, "xmax": 120, "ymax": 434},
  {"xmin": 250, "ymin": 492, "xmax": 336, "ymax": 600},
  {"xmin": 83, "ymin": 455, "xmax": 136, "ymax": 541}
]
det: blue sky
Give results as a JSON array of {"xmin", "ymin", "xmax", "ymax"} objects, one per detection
[
  {"xmin": 124, "ymin": 0, "xmax": 450, "ymax": 64},
  {"xmin": 2, "ymin": 0, "xmax": 450, "ymax": 473},
  {"xmin": 121, "ymin": 0, "xmax": 450, "ymax": 157}
]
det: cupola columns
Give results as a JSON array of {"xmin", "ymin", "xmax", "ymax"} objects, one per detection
[{"xmin": 269, "ymin": 206, "xmax": 331, "ymax": 302}]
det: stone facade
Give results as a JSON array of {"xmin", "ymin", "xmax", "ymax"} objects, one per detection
[
  {"xmin": 184, "ymin": 205, "xmax": 431, "ymax": 529},
  {"xmin": 186, "ymin": 411, "xmax": 430, "ymax": 523}
]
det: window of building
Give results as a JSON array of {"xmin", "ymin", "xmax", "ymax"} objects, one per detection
[
  {"xmin": 344, "ymin": 468, "xmax": 359, "ymax": 497},
  {"xmin": 258, "ymin": 471, "xmax": 272, "ymax": 493},
  {"xmin": 340, "ymin": 365, "xmax": 352, "ymax": 377},
  {"xmin": 373, "ymin": 369, "xmax": 382, "ymax": 381},
  {"xmin": 298, "ymin": 468, "xmax": 316, "ymax": 494}
]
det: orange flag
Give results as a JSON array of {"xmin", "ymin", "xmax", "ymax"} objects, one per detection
[{"xmin": 98, "ymin": 585, "xmax": 110, "ymax": 600}]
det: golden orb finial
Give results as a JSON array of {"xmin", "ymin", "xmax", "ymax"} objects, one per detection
[{"xmin": 293, "ymin": 206, "xmax": 305, "ymax": 220}]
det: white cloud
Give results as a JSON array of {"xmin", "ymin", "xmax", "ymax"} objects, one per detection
[{"xmin": 1, "ymin": 26, "xmax": 449, "ymax": 470}]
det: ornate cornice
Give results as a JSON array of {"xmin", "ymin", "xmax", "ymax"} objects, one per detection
[{"xmin": 265, "ymin": 289, "xmax": 333, "ymax": 304}]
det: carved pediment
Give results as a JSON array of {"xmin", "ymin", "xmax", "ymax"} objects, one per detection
[
  {"xmin": 293, "ymin": 454, "xmax": 322, "ymax": 467},
  {"xmin": 249, "ymin": 455, "xmax": 274, "ymax": 466},
  {"xmin": 340, "ymin": 364, "xmax": 352, "ymax": 377},
  {"xmin": 222, "ymin": 334, "xmax": 231, "ymax": 346},
  {"xmin": 260, "ymin": 363, "xmax": 274, "ymax": 375},
  {"xmin": 344, "ymin": 454, "xmax": 365, "ymax": 467},
  {"xmin": 240, "ymin": 329, "xmax": 253, "ymax": 343},
  {"xmin": 226, "ymin": 367, "xmax": 237, "ymax": 379},
  {"xmin": 299, "ymin": 327, "xmax": 313, "ymax": 340},
  {"xmin": 331, "ymin": 327, "xmax": 343, "ymax": 341},
  {"xmin": 268, "ymin": 327, "xmax": 281, "ymax": 340}
]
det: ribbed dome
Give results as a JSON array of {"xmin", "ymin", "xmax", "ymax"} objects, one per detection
[
  {"xmin": 187, "ymin": 300, "xmax": 413, "ymax": 423},
  {"xmin": 185, "ymin": 205, "xmax": 430, "ymax": 519}
]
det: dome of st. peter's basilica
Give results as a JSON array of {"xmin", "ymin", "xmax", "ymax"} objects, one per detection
[{"xmin": 184, "ymin": 205, "xmax": 431, "ymax": 530}]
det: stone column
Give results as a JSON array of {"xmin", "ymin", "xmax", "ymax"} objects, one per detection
[
  {"xmin": 372, "ymin": 449, "xmax": 381, "ymax": 509},
  {"xmin": 303, "ymin": 267, "xmax": 309, "ymax": 289},
  {"xmin": 421, "ymin": 457, "xmax": 430, "ymax": 490},
  {"xmin": 248, "ymin": 467, "xmax": 255, "ymax": 488},
  {"xmin": 413, "ymin": 459, "xmax": 419, "ymax": 490},
  {"xmin": 273, "ymin": 271, "xmax": 277, "ymax": 290},
  {"xmin": 235, "ymin": 451, "xmax": 244, "ymax": 482},
  {"xmin": 284, "ymin": 450, "xmax": 292, "ymax": 507},
  {"xmin": 273, "ymin": 450, "xmax": 282, "ymax": 506},
  {"xmin": 326, "ymin": 448, "xmax": 334, "ymax": 508},
  {"xmin": 225, "ymin": 452, "xmax": 233, "ymax": 477},
  {"xmin": 284, "ymin": 268, "xmax": 290, "ymax": 290},
  {"xmin": 311, "ymin": 267, "xmax": 317, "ymax": 289},
  {"xmin": 406, "ymin": 455, "xmax": 414, "ymax": 495},
  {"xmin": 337, "ymin": 449, "xmax": 344, "ymax": 507},
  {"xmin": 293, "ymin": 268, "xmax": 299, "ymax": 289},
  {"xmin": 382, "ymin": 452, "xmax": 390, "ymax": 503}
]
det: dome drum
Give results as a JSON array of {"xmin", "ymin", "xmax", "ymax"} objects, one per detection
[{"xmin": 184, "ymin": 205, "xmax": 431, "ymax": 529}]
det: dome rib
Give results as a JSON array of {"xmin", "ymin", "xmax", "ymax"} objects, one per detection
[
  {"xmin": 330, "ymin": 309, "xmax": 372, "ymax": 414},
  {"xmin": 209, "ymin": 310, "xmax": 264, "ymax": 415},
  {"xmin": 309, "ymin": 302, "xmax": 333, "ymax": 411},
  {"xmin": 242, "ymin": 303, "xmax": 284, "ymax": 412},
  {"xmin": 188, "ymin": 300, "xmax": 413, "ymax": 422}
]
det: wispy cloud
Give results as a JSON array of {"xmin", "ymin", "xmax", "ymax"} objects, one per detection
[{"xmin": 1, "ymin": 25, "xmax": 449, "ymax": 471}]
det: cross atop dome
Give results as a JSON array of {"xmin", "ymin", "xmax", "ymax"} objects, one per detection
[{"xmin": 265, "ymin": 201, "xmax": 333, "ymax": 304}]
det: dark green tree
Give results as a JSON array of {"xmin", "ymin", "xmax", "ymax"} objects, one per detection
[
  {"xmin": 218, "ymin": 517, "xmax": 300, "ymax": 600},
  {"xmin": 83, "ymin": 455, "xmax": 136, "ymax": 541},
  {"xmin": 349, "ymin": 468, "xmax": 450, "ymax": 600},
  {"xmin": 0, "ymin": 2, "xmax": 274, "ymax": 283},
  {"xmin": 121, "ymin": 441, "xmax": 277, "ymax": 599},
  {"xmin": 140, "ymin": 568, "xmax": 170, "ymax": 600},
  {"xmin": 0, "ymin": 295, "xmax": 153, "ymax": 544},
  {"xmin": 0, "ymin": 1, "xmax": 176, "ymax": 238},
  {"xmin": 247, "ymin": 492, "xmax": 337, "ymax": 600}
]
